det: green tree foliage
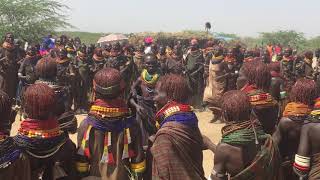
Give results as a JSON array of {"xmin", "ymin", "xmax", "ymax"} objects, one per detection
[
  {"xmin": 305, "ymin": 36, "xmax": 320, "ymax": 51},
  {"xmin": 0, "ymin": 0, "xmax": 72, "ymax": 43},
  {"xmin": 259, "ymin": 30, "xmax": 307, "ymax": 50},
  {"xmin": 215, "ymin": 32, "xmax": 239, "ymax": 39}
]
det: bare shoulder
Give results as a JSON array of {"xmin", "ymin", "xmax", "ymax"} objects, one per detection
[
  {"xmin": 308, "ymin": 123, "xmax": 320, "ymax": 136},
  {"xmin": 278, "ymin": 117, "xmax": 293, "ymax": 130},
  {"xmin": 215, "ymin": 142, "xmax": 233, "ymax": 162}
]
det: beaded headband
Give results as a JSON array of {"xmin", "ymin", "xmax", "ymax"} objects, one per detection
[{"xmin": 94, "ymin": 82, "xmax": 121, "ymax": 96}]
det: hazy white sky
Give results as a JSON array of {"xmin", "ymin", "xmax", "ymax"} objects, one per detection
[{"xmin": 62, "ymin": 0, "xmax": 319, "ymax": 37}]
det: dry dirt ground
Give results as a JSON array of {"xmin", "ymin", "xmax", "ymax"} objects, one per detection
[{"xmin": 11, "ymin": 110, "xmax": 224, "ymax": 178}]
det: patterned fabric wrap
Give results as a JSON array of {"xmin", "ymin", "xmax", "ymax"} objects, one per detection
[{"xmin": 78, "ymin": 99, "xmax": 135, "ymax": 165}]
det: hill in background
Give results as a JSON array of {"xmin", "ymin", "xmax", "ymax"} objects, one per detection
[{"xmin": 59, "ymin": 31, "xmax": 105, "ymax": 44}]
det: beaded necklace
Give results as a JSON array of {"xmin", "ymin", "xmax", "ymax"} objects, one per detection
[
  {"xmin": 141, "ymin": 69, "xmax": 160, "ymax": 86},
  {"xmin": 283, "ymin": 102, "xmax": 311, "ymax": 118},
  {"xmin": 0, "ymin": 137, "xmax": 22, "ymax": 169},
  {"xmin": 14, "ymin": 118, "xmax": 67, "ymax": 158},
  {"xmin": 221, "ymin": 120, "xmax": 268, "ymax": 146},
  {"xmin": 78, "ymin": 99, "xmax": 135, "ymax": 165},
  {"xmin": 155, "ymin": 101, "xmax": 194, "ymax": 127}
]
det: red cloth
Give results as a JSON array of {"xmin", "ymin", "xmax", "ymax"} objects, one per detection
[{"xmin": 275, "ymin": 46, "xmax": 282, "ymax": 54}]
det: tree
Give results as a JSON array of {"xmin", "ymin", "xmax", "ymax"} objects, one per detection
[
  {"xmin": 205, "ymin": 22, "xmax": 211, "ymax": 34},
  {"xmin": 305, "ymin": 36, "xmax": 320, "ymax": 51},
  {"xmin": 259, "ymin": 30, "xmax": 307, "ymax": 50},
  {"xmin": 0, "ymin": 0, "xmax": 72, "ymax": 43}
]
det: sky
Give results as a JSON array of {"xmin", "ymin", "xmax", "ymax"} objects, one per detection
[{"xmin": 61, "ymin": 0, "xmax": 319, "ymax": 37}]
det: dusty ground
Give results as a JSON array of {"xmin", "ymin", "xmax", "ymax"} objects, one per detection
[{"xmin": 11, "ymin": 110, "xmax": 223, "ymax": 178}]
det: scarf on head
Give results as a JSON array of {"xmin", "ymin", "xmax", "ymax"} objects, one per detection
[
  {"xmin": 14, "ymin": 118, "xmax": 67, "ymax": 159},
  {"xmin": 241, "ymin": 84, "xmax": 275, "ymax": 107},
  {"xmin": 283, "ymin": 102, "xmax": 311, "ymax": 119},
  {"xmin": 141, "ymin": 69, "xmax": 160, "ymax": 87},
  {"xmin": 155, "ymin": 101, "xmax": 195, "ymax": 129},
  {"xmin": 78, "ymin": 99, "xmax": 135, "ymax": 165},
  {"xmin": 2, "ymin": 42, "xmax": 15, "ymax": 51}
]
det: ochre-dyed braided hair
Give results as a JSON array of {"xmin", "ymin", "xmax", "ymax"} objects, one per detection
[
  {"xmin": 268, "ymin": 62, "xmax": 281, "ymax": 73},
  {"xmin": 290, "ymin": 78, "xmax": 317, "ymax": 106},
  {"xmin": 222, "ymin": 90, "xmax": 251, "ymax": 122},
  {"xmin": 240, "ymin": 60, "xmax": 260, "ymax": 85},
  {"xmin": 35, "ymin": 57, "xmax": 57, "ymax": 79},
  {"xmin": 94, "ymin": 68, "xmax": 125, "ymax": 99},
  {"xmin": 0, "ymin": 90, "xmax": 13, "ymax": 134},
  {"xmin": 255, "ymin": 62, "xmax": 271, "ymax": 92},
  {"xmin": 23, "ymin": 83, "xmax": 57, "ymax": 120},
  {"xmin": 157, "ymin": 74, "xmax": 190, "ymax": 104}
]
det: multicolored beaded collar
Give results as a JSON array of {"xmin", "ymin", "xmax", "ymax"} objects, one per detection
[
  {"xmin": 18, "ymin": 118, "xmax": 62, "ymax": 138},
  {"xmin": 89, "ymin": 99, "xmax": 130, "ymax": 118},
  {"xmin": 141, "ymin": 69, "xmax": 160, "ymax": 86},
  {"xmin": 78, "ymin": 99, "xmax": 135, "ymax": 165},
  {"xmin": 155, "ymin": 101, "xmax": 194, "ymax": 128}
]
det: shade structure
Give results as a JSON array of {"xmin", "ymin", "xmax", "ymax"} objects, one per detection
[{"xmin": 97, "ymin": 33, "xmax": 128, "ymax": 43}]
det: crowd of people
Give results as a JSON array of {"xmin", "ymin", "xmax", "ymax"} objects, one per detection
[{"xmin": 0, "ymin": 31, "xmax": 320, "ymax": 180}]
